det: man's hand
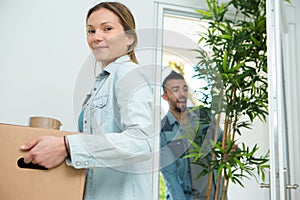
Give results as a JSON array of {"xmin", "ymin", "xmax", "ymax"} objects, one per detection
[{"xmin": 20, "ymin": 136, "xmax": 67, "ymax": 169}]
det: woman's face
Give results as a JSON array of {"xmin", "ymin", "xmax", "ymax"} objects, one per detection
[{"xmin": 86, "ymin": 8, "xmax": 134, "ymax": 67}]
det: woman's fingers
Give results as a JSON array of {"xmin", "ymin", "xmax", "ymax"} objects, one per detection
[{"xmin": 20, "ymin": 137, "xmax": 40, "ymax": 151}]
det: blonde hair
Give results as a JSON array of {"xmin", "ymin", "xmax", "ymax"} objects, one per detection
[{"xmin": 86, "ymin": 2, "xmax": 138, "ymax": 64}]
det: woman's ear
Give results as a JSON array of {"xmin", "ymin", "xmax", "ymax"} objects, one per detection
[{"xmin": 126, "ymin": 34, "xmax": 134, "ymax": 47}]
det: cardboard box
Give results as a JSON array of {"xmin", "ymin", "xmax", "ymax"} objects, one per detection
[{"xmin": 0, "ymin": 123, "xmax": 86, "ymax": 200}]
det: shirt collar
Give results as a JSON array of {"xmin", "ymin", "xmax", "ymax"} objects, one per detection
[
  {"xmin": 95, "ymin": 55, "xmax": 131, "ymax": 80},
  {"xmin": 166, "ymin": 111, "xmax": 178, "ymax": 126},
  {"xmin": 103, "ymin": 54, "xmax": 131, "ymax": 74}
]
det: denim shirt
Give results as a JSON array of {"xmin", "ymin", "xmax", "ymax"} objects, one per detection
[
  {"xmin": 160, "ymin": 108, "xmax": 222, "ymax": 200},
  {"xmin": 66, "ymin": 55, "xmax": 155, "ymax": 200}
]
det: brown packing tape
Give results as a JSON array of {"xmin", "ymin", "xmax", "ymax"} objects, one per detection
[
  {"xmin": 29, "ymin": 116, "xmax": 62, "ymax": 130},
  {"xmin": 0, "ymin": 123, "xmax": 85, "ymax": 200}
]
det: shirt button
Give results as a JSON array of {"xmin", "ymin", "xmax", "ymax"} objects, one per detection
[
  {"xmin": 75, "ymin": 161, "xmax": 81, "ymax": 166},
  {"xmin": 99, "ymin": 102, "xmax": 103, "ymax": 106},
  {"xmin": 84, "ymin": 120, "xmax": 87, "ymax": 124},
  {"xmin": 84, "ymin": 161, "xmax": 89, "ymax": 166},
  {"xmin": 93, "ymin": 88, "xmax": 97, "ymax": 91}
]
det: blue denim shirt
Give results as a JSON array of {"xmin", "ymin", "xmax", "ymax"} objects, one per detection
[
  {"xmin": 66, "ymin": 55, "xmax": 155, "ymax": 200},
  {"xmin": 160, "ymin": 108, "xmax": 222, "ymax": 200}
]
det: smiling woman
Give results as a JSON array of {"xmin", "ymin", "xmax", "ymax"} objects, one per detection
[
  {"xmin": 19, "ymin": 2, "xmax": 155, "ymax": 200},
  {"xmin": 86, "ymin": 2, "xmax": 138, "ymax": 67}
]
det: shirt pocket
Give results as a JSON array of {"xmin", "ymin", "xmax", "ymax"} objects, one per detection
[
  {"xmin": 90, "ymin": 94, "xmax": 109, "ymax": 129},
  {"xmin": 93, "ymin": 94, "xmax": 108, "ymax": 109}
]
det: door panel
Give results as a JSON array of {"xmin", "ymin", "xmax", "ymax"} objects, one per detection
[{"xmin": 267, "ymin": 0, "xmax": 300, "ymax": 199}]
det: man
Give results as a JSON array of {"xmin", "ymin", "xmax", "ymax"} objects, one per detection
[{"xmin": 160, "ymin": 71, "xmax": 223, "ymax": 200}]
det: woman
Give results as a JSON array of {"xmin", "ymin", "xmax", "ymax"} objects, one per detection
[{"xmin": 20, "ymin": 2, "xmax": 154, "ymax": 200}]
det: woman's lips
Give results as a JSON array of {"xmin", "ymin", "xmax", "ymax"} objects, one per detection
[{"xmin": 94, "ymin": 45, "xmax": 108, "ymax": 50}]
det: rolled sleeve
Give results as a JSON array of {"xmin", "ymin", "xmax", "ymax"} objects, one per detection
[
  {"xmin": 66, "ymin": 134, "xmax": 95, "ymax": 169},
  {"xmin": 67, "ymin": 120, "xmax": 153, "ymax": 169}
]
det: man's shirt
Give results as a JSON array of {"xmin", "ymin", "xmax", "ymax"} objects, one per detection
[{"xmin": 160, "ymin": 107, "xmax": 222, "ymax": 200}]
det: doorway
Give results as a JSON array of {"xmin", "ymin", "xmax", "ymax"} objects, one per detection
[{"xmin": 155, "ymin": 2, "xmax": 270, "ymax": 200}]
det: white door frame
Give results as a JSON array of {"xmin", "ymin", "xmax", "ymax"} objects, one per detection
[{"xmin": 266, "ymin": 0, "xmax": 300, "ymax": 199}]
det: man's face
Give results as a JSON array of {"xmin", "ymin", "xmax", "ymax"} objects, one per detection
[{"xmin": 163, "ymin": 79, "xmax": 189, "ymax": 113}]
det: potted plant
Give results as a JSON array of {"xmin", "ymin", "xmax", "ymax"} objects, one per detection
[{"xmin": 186, "ymin": 0, "xmax": 271, "ymax": 199}]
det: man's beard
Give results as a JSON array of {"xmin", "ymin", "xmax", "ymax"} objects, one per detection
[
  {"xmin": 174, "ymin": 103, "xmax": 187, "ymax": 113},
  {"xmin": 175, "ymin": 107, "xmax": 186, "ymax": 113},
  {"xmin": 173, "ymin": 96, "xmax": 187, "ymax": 113}
]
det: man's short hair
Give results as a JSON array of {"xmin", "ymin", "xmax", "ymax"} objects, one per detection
[{"xmin": 162, "ymin": 71, "xmax": 184, "ymax": 93}]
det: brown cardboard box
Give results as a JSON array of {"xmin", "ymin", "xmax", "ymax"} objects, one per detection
[{"xmin": 0, "ymin": 123, "xmax": 86, "ymax": 200}]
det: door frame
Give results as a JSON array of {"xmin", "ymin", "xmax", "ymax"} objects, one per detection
[{"xmin": 266, "ymin": 0, "xmax": 300, "ymax": 199}]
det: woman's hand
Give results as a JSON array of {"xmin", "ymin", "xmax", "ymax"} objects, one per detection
[{"xmin": 20, "ymin": 136, "xmax": 67, "ymax": 169}]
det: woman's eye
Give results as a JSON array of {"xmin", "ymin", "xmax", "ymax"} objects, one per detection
[
  {"xmin": 104, "ymin": 27, "xmax": 112, "ymax": 31},
  {"xmin": 87, "ymin": 30, "xmax": 95, "ymax": 34}
]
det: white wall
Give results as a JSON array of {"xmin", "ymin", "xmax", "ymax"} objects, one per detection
[
  {"xmin": 0, "ymin": 0, "xmax": 271, "ymax": 199},
  {"xmin": 0, "ymin": 0, "xmax": 96, "ymax": 130},
  {"xmin": 0, "ymin": 0, "xmax": 160, "ymax": 131}
]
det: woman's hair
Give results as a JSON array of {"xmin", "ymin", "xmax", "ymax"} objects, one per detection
[{"xmin": 86, "ymin": 2, "xmax": 138, "ymax": 64}]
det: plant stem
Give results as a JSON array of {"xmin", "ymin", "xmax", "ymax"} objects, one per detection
[
  {"xmin": 206, "ymin": 113, "xmax": 221, "ymax": 200},
  {"xmin": 214, "ymin": 171, "xmax": 222, "ymax": 200}
]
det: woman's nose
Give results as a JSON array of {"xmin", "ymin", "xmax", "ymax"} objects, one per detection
[{"xmin": 93, "ymin": 30, "xmax": 104, "ymax": 42}]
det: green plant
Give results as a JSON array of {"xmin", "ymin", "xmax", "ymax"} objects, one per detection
[
  {"xmin": 159, "ymin": 173, "xmax": 166, "ymax": 200},
  {"xmin": 189, "ymin": 0, "xmax": 271, "ymax": 199}
]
